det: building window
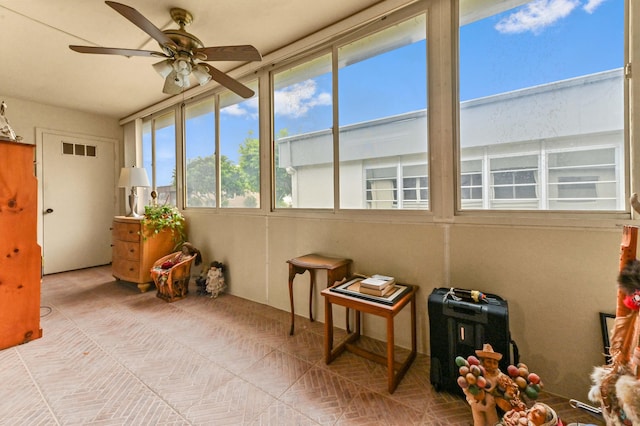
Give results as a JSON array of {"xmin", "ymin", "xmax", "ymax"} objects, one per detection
[
  {"xmin": 547, "ymin": 147, "xmax": 618, "ymax": 210},
  {"xmin": 492, "ymin": 170, "xmax": 537, "ymax": 199},
  {"xmin": 402, "ymin": 164, "xmax": 429, "ymax": 209},
  {"xmin": 366, "ymin": 167, "xmax": 397, "ymax": 209},
  {"xmin": 489, "ymin": 155, "xmax": 538, "ymax": 209},
  {"xmin": 142, "ymin": 110, "xmax": 177, "ymax": 206},
  {"xmin": 461, "ymin": 159, "xmax": 484, "ymax": 209},
  {"xmin": 459, "ymin": 0, "xmax": 625, "ymax": 211},
  {"xmin": 365, "ymin": 163, "xmax": 428, "ymax": 209}
]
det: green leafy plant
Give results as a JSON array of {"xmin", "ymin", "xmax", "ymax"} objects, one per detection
[{"xmin": 141, "ymin": 204, "xmax": 186, "ymax": 244}]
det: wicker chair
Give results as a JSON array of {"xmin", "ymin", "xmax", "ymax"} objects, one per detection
[{"xmin": 150, "ymin": 252, "xmax": 196, "ymax": 303}]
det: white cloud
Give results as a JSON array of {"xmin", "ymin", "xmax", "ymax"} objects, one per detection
[
  {"xmin": 274, "ymin": 79, "xmax": 331, "ymax": 118},
  {"xmin": 583, "ymin": 0, "xmax": 607, "ymax": 14},
  {"xmin": 220, "ymin": 96, "xmax": 258, "ymax": 119},
  {"xmin": 495, "ymin": 0, "xmax": 580, "ymax": 35},
  {"xmin": 221, "ymin": 104, "xmax": 247, "ymax": 117}
]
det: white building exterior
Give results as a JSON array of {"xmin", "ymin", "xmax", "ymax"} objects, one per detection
[{"xmin": 277, "ymin": 68, "xmax": 624, "ymax": 210}]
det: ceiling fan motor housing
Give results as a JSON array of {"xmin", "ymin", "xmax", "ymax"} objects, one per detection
[{"xmin": 163, "ymin": 8, "xmax": 203, "ymax": 59}]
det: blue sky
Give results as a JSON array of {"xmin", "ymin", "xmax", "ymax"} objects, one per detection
[{"xmin": 153, "ymin": 0, "xmax": 622, "ymax": 183}]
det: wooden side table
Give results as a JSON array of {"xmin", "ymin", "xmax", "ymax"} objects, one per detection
[
  {"xmin": 287, "ymin": 254, "xmax": 352, "ymax": 335},
  {"xmin": 321, "ymin": 283, "xmax": 417, "ymax": 394}
]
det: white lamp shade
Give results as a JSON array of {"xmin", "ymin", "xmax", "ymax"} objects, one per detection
[
  {"xmin": 193, "ymin": 64, "xmax": 212, "ymax": 86},
  {"xmin": 153, "ymin": 59, "xmax": 173, "ymax": 78},
  {"xmin": 118, "ymin": 167, "xmax": 150, "ymax": 188}
]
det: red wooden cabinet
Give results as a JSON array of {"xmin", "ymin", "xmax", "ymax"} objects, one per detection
[{"xmin": 0, "ymin": 139, "xmax": 42, "ymax": 350}]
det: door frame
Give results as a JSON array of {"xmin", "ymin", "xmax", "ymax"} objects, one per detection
[{"xmin": 35, "ymin": 127, "xmax": 120, "ymax": 257}]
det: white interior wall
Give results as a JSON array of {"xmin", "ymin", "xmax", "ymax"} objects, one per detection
[{"xmin": 181, "ymin": 211, "xmax": 618, "ymax": 402}]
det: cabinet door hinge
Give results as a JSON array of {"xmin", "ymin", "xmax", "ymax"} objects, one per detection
[{"xmin": 625, "ymin": 63, "xmax": 632, "ymax": 79}]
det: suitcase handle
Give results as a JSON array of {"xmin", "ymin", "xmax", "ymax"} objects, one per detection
[{"xmin": 445, "ymin": 299, "xmax": 484, "ymax": 314}]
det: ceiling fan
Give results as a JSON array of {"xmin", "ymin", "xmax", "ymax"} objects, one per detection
[{"xmin": 69, "ymin": 1, "xmax": 262, "ymax": 98}]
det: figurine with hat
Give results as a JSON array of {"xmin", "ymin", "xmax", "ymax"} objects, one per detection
[{"xmin": 456, "ymin": 343, "xmax": 545, "ymax": 426}]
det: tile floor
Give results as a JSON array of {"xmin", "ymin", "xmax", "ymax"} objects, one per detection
[{"xmin": 0, "ymin": 266, "xmax": 604, "ymax": 425}]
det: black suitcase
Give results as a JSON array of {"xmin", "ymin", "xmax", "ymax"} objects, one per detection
[{"xmin": 427, "ymin": 287, "xmax": 518, "ymax": 394}]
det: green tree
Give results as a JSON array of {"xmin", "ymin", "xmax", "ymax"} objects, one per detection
[
  {"xmin": 185, "ymin": 156, "xmax": 215, "ymax": 207},
  {"xmin": 183, "ymin": 129, "xmax": 293, "ymax": 207},
  {"xmin": 220, "ymin": 155, "xmax": 248, "ymax": 206},
  {"xmin": 273, "ymin": 129, "xmax": 292, "ymax": 207},
  {"xmin": 238, "ymin": 131, "xmax": 260, "ymax": 193}
]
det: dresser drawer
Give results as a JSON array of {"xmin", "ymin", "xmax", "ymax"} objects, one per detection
[
  {"xmin": 112, "ymin": 222, "xmax": 140, "ymax": 242},
  {"xmin": 112, "ymin": 257, "xmax": 141, "ymax": 281},
  {"xmin": 113, "ymin": 241, "xmax": 139, "ymax": 261}
]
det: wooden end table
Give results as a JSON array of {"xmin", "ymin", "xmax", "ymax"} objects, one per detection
[
  {"xmin": 321, "ymin": 283, "xmax": 417, "ymax": 394},
  {"xmin": 287, "ymin": 254, "xmax": 352, "ymax": 335}
]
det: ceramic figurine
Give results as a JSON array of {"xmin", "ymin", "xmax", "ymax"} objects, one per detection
[{"xmin": 0, "ymin": 101, "xmax": 21, "ymax": 142}]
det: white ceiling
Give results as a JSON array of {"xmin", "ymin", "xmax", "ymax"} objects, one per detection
[{"xmin": 0, "ymin": 0, "xmax": 383, "ymax": 119}]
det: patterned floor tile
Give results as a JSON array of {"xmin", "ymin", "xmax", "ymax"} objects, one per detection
[{"xmin": 0, "ymin": 266, "xmax": 605, "ymax": 426}]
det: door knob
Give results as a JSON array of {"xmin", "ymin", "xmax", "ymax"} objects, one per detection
[{"xmin": 44, "ymin": 208, "xmax": 54, "ymax": 214}]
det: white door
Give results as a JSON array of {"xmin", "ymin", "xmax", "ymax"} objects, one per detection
[{"xmin": 40, "ymin": 131, "xmax": 116, "ymax": 274}]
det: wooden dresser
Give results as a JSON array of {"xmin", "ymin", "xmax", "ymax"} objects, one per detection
[
  {"xmin": 0, "ymin": 139, "xmax": 42, "ymax": 350},
  {"xmin": 111, "ymin": 216, "xmax": 177, "ymax": 292}
]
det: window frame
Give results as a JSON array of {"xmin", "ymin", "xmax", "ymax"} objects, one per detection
[
  {"xmin": 269, "ymin": 3, "xmax": 430, "ymax": 214},
  {"xmin": 453, "ymin": 0, "xmax": 632, "ymax": 222},
  {"xmin": 124, "ymin": 0, "xmax": 637, "ymax": 227}
]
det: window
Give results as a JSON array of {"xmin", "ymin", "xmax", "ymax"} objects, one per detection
[
  {"xmin": 272, "ymin": 10, "xmax": 427, "ymax": 210},
  {"xmin": 142, "ymin": 110, "xmax": 177, "ymax": 206},
  {"xmin": 273, "ymin": 54, "xmax": 333, "ymax": 208},
  {"xmin": 184, "ymin": 81, "xmax": 259, "ymax": 209},
  {"xmin": 461, "ymin": 159, "xmax": 483, "ymax": 205},
  {"xmin": 366, "ymin": 167, "xmax": 397, "ymax": 209},
  {"xmin": 185, "ymin": 98, "xmax": 216, "ymax": 207},
  {"xmin": 459, "ymin": 0, "xmax": 625, "ymax": 211},
  {"xmin": 219, "ymin": 82, "xmax": 260, "ymax": 208},
  {"xmin": 547, "ymin": 148, "xmax": 618, "ymax": 210},
  {"xmin": 338, "ymin": 14, "xmax": 428, "ymax": 210},
  {"xmin": 365, "ymin": 163, "xmax": 428, "ymax": 209}
]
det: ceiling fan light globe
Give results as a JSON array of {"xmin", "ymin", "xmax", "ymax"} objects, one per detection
[
  {"xmin": 162, "ymin": 71, "xmax": 183, "ymax": 94},
  {"xmin": 193, "ymin": 64, "xmax": 212, "ymax": 86},
  {"xmin": 152, "ymin": 59, "xmax": 173, "ymax": 78},
  {"xmin": 173, "ymin": 58, "xmax": 191, "ymax": 74},
  {"xmin": 181, "ymin": 74, "xmax": 191, "ymax": 89}
]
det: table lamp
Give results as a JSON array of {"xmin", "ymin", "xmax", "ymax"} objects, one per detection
[{"xmin": 118, "ymin": 166, "xmax": 150, "ymax": 217}]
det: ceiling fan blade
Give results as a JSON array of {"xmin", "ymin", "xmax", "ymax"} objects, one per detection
[
  {"xmin": 105, "ymin": 1, "xmax": 174, "ymax": 48},
  {"xmin": 204, "ymin": 65, "xmax": 255, "ymax": 98},
  {"xmin": 194, "ymin": 45, "xmax": 262, "ymax": 62},
  {"xmin": 69, "ymin": 45, "xmax": 167, "ymax": 58}
]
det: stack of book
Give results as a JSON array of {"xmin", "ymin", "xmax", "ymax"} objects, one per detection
[{"xmin": 359, "ymin": 274, "xmax": 396, "ymax": 296}]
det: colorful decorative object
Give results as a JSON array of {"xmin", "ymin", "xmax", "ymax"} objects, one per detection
[
  {"xmin": 588, "ymin": 223, "xmax": 640, "ymax": 426},
  {"xmin": 457, "ymin": 343, "xmax": 545, "ymax": 426}
]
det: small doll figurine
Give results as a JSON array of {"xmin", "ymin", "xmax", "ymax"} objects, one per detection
[
  {"xmin": 499, "ymin": 403, "xmax": 561, "ymax": 426},
  {"xmin": 461, "ymin": 344, "xmax": 528, "ymax": 426},
  {"xmin": 205, "ymin": 261, "xmax": 226, "ymax": 298},
  {"xmin": 0, "ymin": 101, "xmax": 21, "ymax": 142},
  {"xmin": 463, "ymin": 344, "xmax": 503, "ymax": 426}
]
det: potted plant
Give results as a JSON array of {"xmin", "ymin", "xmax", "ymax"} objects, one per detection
[{"xmin": 141, "ymin": 204, "xmax": 186, "ymax": 245}]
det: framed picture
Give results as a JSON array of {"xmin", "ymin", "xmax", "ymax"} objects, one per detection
[
  {"xmin": 329, "ymin": 278, "xmax": 410, "ymax": 306},
  {"xmin": 599, "ymin": 312, "xmax": 616, "ymax": 363}
]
